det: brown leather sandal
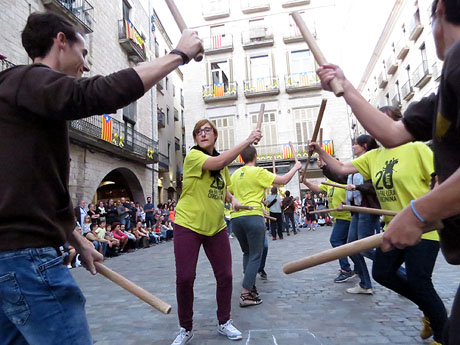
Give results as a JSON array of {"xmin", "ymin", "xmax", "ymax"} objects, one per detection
[{"xmin": 239, "ymin": 292, "xmax": 263, "ymax": 307}]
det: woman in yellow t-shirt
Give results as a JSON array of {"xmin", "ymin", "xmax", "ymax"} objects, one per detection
[
  {"xmin": 308, "ymin": 120, "xmax": 447, "ymax": 343},
  {"xmin": 171, "ymin": 119, "xmax": 261, "ymax": 345},
  {"xmin": 229, "ymin": 145, "xmax": 301, "ymax": 307}
]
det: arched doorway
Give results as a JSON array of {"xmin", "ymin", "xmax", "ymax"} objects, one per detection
[
  {"xmin": 167, "ymin": 186, "xmax": 175, "ymax": 201},
  {"xmin": 94, "ymin": 168, "xmax": 145, "ymax": 203}
]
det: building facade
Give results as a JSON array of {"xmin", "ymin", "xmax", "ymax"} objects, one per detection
[
  {"xmin": 354, "ymin": 0, "xmax": 441, "ymax": 136},
  {"xmin": 182, "ymin": 0, "xmax": 354, "ymax": 198},
  {"xmin": 0, "ymin": 0, "xmax": 186, "ymax": 206}
]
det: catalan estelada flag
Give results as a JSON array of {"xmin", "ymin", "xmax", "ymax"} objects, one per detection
[
  {"xmin": 214, "ymin": 83, "xmax": 224, "ymax": 97},
  {"xmin": 282, "ymin": 144, "xmax": 294, "ymax": 159},
  {"xmin": 102, "ymin": 114, "xmax": 112, "ymax": 142},
  {"xmin": 322, "ymin": 140, "xmax": 334, "ymax": 155},
  {"xmin": 237, "ymin": 154, "xmax": 244, "ymax": 163}
]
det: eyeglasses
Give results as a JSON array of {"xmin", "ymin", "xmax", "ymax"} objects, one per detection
[{"xmin": 195, "ymin": 127, "xmax": 213, "ymax": 136}]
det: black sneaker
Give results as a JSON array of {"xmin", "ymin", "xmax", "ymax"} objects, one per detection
[
  {"xmin": 334, "ymin": 270, "xmax": 356, "ymax": 283},
  {"xmin": 258, "ymin": 270, "xmax": 268, "ymax": 280}
]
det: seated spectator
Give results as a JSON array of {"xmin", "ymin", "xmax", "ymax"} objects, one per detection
[
  {"xmin": 325, "ymin": 216, "xmax": 333, "ymax": 226},
  {"xmin": 168, "ymin": 205, "xmax": 175, "ymax": 224},
  {"xmin": 146, "ymin": 227, "xmax": 160, "ymax": 244},
  {"xmin": 121, "ymin": 224, "xmax": 137, "ymax": 251},
  {"xmin": 82, "ymin": 215, "xmax": 92, "ymax": 236},
  {"xmin": 95, "ymin": 221, "xmax": 107, "ymax": 239},
  {"xmin": 318, "ymin": 216, "xmax": 326, "ymax": 226},
  {"xmin": 104, "ymin": 224, "xmax": 120, "ymax": 257},
  {"xmin": 111, "ymin": 222, "xmax": 128, "ymax": 252},
  {"xmin": 85, "ymin": 223, "xmax": 110, "ymax": 256},
  {"xmin": 60, "ymin": 242, "xmax": 76, "ymax": 269},
  {"xmin": 162, "ymin": 220, "xmax": 174, "ymax": 241},
  {"xmin": 133, "ymin": 221, "xmax": 149, "ymax": 248}
]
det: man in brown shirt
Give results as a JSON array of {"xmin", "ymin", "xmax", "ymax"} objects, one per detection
[{"xmin": 0, "ymin": 12, "xmax": 202, "ymax": 345}]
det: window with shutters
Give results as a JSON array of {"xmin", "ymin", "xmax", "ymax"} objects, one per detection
[
  {"xmin": 211, "ymin": 116, "xmax": 235, "ymax": 152},
  {"xmin": 251, "ymin": 111, "xmax": 278, "ymax": 156},
  {"xmin": 294, "ymin": 107, "xmax": 319, "ymax": 152},
  {"xmin": 250, "ymin": 54, "xmax": 270, "ymax": 79},
  {"xmin": 211, "ymin": 60, "xmax": 230, "ymax": 90},
  {"xmin": 123, "ymin": 102, "xmax": 136, "ymax": 124}
]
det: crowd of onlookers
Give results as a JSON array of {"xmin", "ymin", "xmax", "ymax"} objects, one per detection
[{"xmin": 61, "ymin": 197, "xmax": 177, "ymax": 268}]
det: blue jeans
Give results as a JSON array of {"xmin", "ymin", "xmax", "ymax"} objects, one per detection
[
  {"xmin": 225, "ymin": 218, "xmax": 232, "ymax": 236},
  {"xmin": 258, "ymin": 234, "xmax": 268, "ymax": 272},
  {"xmin": 0, "ymin": 247, "xmax": 92, "ymax": 345},
  {"xmin": 93, "ymin": 241, "xmax": 107, "ymax": 256},
  {"xmin": 330, "ymin": 219, "xmax": 351, "ymax": 271},
  {"xmin": 120, "ymin": 217, "xmax": 130, "ymax": 230},
  {"xmin": 232, "ymin": 215, "xmax": 266, "ymax": 290},
  {"xmin": 372, "ymin": 240, "xmax": 447, "ymax": 342},
  {"xmin": 347, "ymin": 213, "xmax": 380, "ymax": 289}
]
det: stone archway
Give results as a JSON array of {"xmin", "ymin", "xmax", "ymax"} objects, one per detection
[{"xmin": 94, "ymin": 168, "xmax": 145, "ymax": 203}]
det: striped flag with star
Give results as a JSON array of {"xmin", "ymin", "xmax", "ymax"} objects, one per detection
[
  {"xmin": 282, "ymin": 143, "xmax": 294, "ymax": 159},
  {"xmin": 322, "ymin": 140, "xmax": 334, "ymax": 155},
  {"xmin": 102, "ymin": 114, "xmax": 112, "ymax": 142}
]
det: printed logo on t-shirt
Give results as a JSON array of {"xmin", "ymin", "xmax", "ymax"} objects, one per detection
[
  {"xmin": 374, "ymin": 158, "xmax": 399, "ymax": 202},
  {"xmin": 239, "ymin": 171, "xmax": 245, "ymax": 178},
  {"xmin": 208, "ymin": 174, "xmax": 225, "ymax": 200}
]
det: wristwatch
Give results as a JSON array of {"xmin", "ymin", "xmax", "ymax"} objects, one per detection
[{"xmin": 169, "ymin": 49, "xmax": 190, "ymax": 65}]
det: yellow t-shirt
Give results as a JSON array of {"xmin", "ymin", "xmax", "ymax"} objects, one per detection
[
  {"xmin": 228, "ymin": 165, "xmax": 276, "ymax": 219},
  {"xmin": 175, "ymin": 149, "xmax": 231, "ymax": 236},
  {"xmin": 319, "ymin": 181, "xmax": 352, "ymax": 221},
  {"xmin": 352, "ymin": 142, "xmax": 439, "ymax": 241}
]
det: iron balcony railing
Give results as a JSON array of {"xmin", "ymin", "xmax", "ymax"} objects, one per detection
[
  {"xmin": 69, "ymin": 115, "xmax": 158, "ymax": 163},
  {"xmin": 241, "ymin": 28, "xmax": 274, "ymax": 48},
  {"xmin": 202, "ymin": 81, "xmax": 238, "ymax": 102},
  {"xmin": 230, "ymin": 141, "xmax": 332, "ymax": 164},
  {"xmin": 395, "ymin": 37, "xmax": 410, "ymax": 60},
  {"xmin": 174, "ymin": 108, "xmax": 179, "ymax": 121},
  {"xmin": 157, "ymin": 108, "xmax": 165, "ymax": 128},
  {"xmin": 43, "ymin": 0, "xmax": 94, "ymax": 33},
  {"xmin": 202, "ymin": 0, "xmax": 230, "ymax": 20},
  {"xmin": 285, "ymin": 72, "xmax": 320, "ymax": 92},
  {"xmin": 401, "ymin": 80, "xmax": 414, "ymax": 100},
  {"xmin": 175, "ymin": 137, "xmax": 180, "ymax": 151},
  {"xmin": 204, "ymin": 34, "xmax": 233, "ymax": 53},
  {"xmin": 408, "ymin": 13, "xmax": 424, "ymax": 41},
  {"xmin": 158, "ymin": 152, "xmax": 170, "ymax": 172},
  {"xmin": 240, "ymin": 0, "xmax": 270, "ymax": 13},
  {"xmin": 412, "ymin": 60, "xmax": 431, "ymax": 88},
  {"xmin": 0, "ymin": 58, "xmax": 15, "ymax": 72},
  {"xmin": 243, "ymin": 76, "xmax": 279, "ymax": 97},
  {"xmin": 118, "ymin": 19, "xmax": 146, "ymax": 62}
]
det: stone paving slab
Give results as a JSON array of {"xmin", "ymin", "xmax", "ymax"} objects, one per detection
[{"xmin": 72, "ymin": 226, "xmax": 460, "ymax": 345}]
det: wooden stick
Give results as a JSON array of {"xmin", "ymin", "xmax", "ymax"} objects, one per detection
[
  {"xmin": 265, "ymin": 215, "xmax": 277, "ymax": 221},
  {"xmin": 254, "ymin": 104, "xmax": 265, "ymax": 145},
  {"xmin": 165, "ymin": 0, "xmax": 203, "ymax": 62},
  {"xmin": 272, "ymin": 156, "xmax": 276, "ymax": 174},
  {"xmin": 291, "ymin": 12, "xmax": 344, "ymax": 97},
  {"xmin": 94, "ymin": 262, "xmax": 171, "ymax": 314},
  {"xmin": 234, "ymin": 205, "xmax": 254, "ymax": 211},
  {"xmin": 301, "ymin": 99, "xmax": 327, "ymax": 181},
  {"xmin": 321, "ymin": 181, "xmax": 347, "ymax": 189},
  {"xmin": 309, "ymin": 208, "xmax": 337, "ymax": 214},
  {"xmin": 283, "ymin": 221, "xmax": 443, "ymax": 274},
  {"xmin": 319, "ymin": 128, "xmax": 323, "ymax": 148},
  {"xmin": 341, "ymin": 205, "xmax": 397, "ymax": 216},
  {"xmin": 289, "ymin": 141, "xmax": 298, "ymax": 163}
]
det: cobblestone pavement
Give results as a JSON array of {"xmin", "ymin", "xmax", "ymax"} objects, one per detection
[{"xmin": 72, "ymin": 226, "xmax": 459, "ymax": 345}]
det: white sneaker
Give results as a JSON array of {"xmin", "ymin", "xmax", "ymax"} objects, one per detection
[
  {"xmin": 171, "ymin": 327, "xmax": 193, "ymax": 345},
  {"xmin": 217, "ymin": 319, "xmax": 242, "ymax": 340},
  {"xmin": 346, "ymin": 284, "xmax": 373, "ymax": 295}
]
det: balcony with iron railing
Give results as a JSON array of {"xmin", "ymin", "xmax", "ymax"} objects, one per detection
[
  {"xmin": 386, "ymin": 55, "xmax": 399, "ymax": 75},
  {"xmin": 242, "ymin": 28, "xmax": 274, "ymax": 49},
  {"xmin": 412, "ymin": 60, "xmax": 431, "ymax": 88},
  {"xmin": 395, "ymin": 38, "xmax": 410, "ymax": 60},
  {"xmin": 158, "ymin": 152, "xmax": 170, "ymax": 172},
  {"xmin": 180, "ymin": 94, "xmax": 184, "ymax": 107},
  {"xmin": 401, "ymin": 80, "xmax": 415, "ymax": 101},
  {"xmin": 202, "ymin": 0, "xmax": 230, "ymax": 20},
  {"xmin": 285, "ymin": 72, "xmax": 320, "ymax": 93},
  {"xmin": 391, "ymin": 94, "xmax": 401, "ymax": 108},
  {"xmin": 282, "ymin": 0, "xmax": 311, "ymax": 8},
  {"xmin": 43, "ymin": 0, "xmax": 94, "ymax": 33},
  {"xmin": 229, "ymin": 141, "xmax": 329, "ymax": 165},
  {"xmin": 156, "ymin": 78, "xmax": 164, "ymax": 91},
  {"xmin": 154, "ymin": 41, "xmax": 160, "ymax": 57},
  {"xmin": 204, "ymin": 34, "xmax": 233, "ymax": 54},
  {"xmin": 378, "ymin": 71, "xmax": 388, "ymax": 89},
  {"xmin": 174, "ymin": 108, "xmax": 179, "ymax": 121},
  {"xmin": 432, "ymin": 61, "xmax": 442, "ymax": 81},
  {"xmin": 203, "ymin": 81, "xmax": 238, "ymax": 103},
  {"xmin": 0, "ymin": 57, "xmax": 15, "ymax": 72},
  {"xmin": 175, "ymin": 137, "xmax": 180, "ymax": 151},
  {"xmin": 243, "ymin": 77, "xmax": 279, "ymax": 98},
  {"xmin": 69, "ymin": 115, "xmax": 158, "ymax": 164},
  {"xmin": 241, "ymin": 0, "xmax": 270, "ymax": 14},
  {"xmin": 283, "ymin": 26, "xmax": 304, "ymax": 44},
  {"xmin": 157, "ymin": 108, "xmax": 165, "ymax": 128},
  {"xmin": 118, "ymin": 19, "xmax": 146, "ymax": 63},
  {"xmin": 408, "ymin": 14, "xmax": 424, "ymax": 41}
]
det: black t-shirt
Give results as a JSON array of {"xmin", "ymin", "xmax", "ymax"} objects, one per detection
[{"xmin": 402, "ymin": 41, "xmax": 460, "ymax": 183}]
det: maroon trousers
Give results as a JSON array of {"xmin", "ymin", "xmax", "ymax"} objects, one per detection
[{"xmin": 173, "ymin": 224, "xmax": 233, "ymax": 331}]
